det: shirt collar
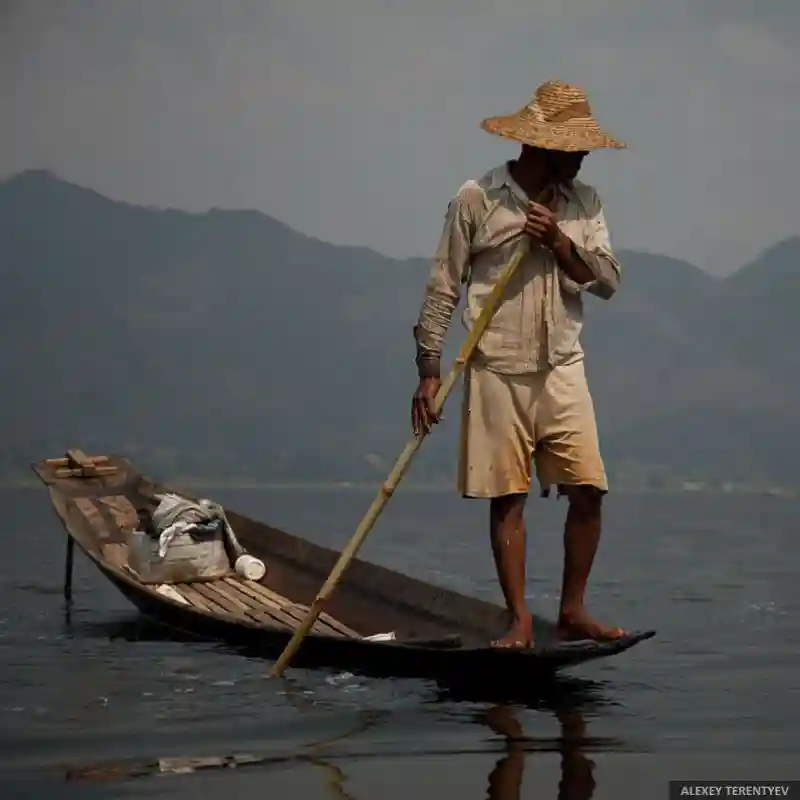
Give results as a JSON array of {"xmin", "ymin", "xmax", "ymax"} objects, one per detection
[
  {"xmin": 488, "ymin": 162, "xmax": 513, "ymax": 191},
  {"xmin": 490, "ymin": 160, "xmax": 575, "ymax": 206}
]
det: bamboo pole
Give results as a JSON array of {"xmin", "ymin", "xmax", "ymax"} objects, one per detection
[{"xmin": 268, "ymin": 238, "xmax": 540, "ymax": 677}]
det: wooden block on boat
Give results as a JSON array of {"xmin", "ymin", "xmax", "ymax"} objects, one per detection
[
  {"xmin": 46, "ymin": 449, "xmax": 119, "ymax": 478},
  {"xmin": 46, "ymin": 450, "xmax": 109, "ymax": 468},
  {"xmin": 55, "ymin": 465, "xmax": 119, "ymax": 478}
]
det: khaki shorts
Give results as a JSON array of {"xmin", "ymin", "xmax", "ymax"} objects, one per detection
[{"xmin": 457, "ymin": 359, "xmax": 608, "ymax": 499}]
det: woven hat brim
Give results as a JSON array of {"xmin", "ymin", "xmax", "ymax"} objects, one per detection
[{"xmin": 480, "ymin": 113, "xmax": 626, "ymax": 151}]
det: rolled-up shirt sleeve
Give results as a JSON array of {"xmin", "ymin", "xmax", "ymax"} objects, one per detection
[
  {"xmin": 413, "ymin": 186, "xmax": 476, "ymax": 378},
  {"xmin": 559, "ymin": 188, "xmax": 621, "ymax": 300}
]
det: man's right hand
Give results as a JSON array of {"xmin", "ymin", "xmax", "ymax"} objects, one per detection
[{"xmin": 411, "ymin": 377, "xmax": 442, "ymax": 436}]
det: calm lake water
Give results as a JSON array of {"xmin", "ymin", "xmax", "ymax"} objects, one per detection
[{"xmin": 0, "ymin": 484, "xmax": 798, "ymax": 798}]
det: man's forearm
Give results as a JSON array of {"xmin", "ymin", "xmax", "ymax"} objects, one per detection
[
  {"xmin": 550, "ymin": 232, "xmax": 595, "ymax": 285},
  {"xmin": 414, "ymin": 291, "xmax": 459, "ymax": 378},
  {"xmin": 551, "ymin": 230, "xmax": 620, "ymax": 298},
  {"xmin": 413, "ymin": 184, "xmax": 477, "ymax": 377}
]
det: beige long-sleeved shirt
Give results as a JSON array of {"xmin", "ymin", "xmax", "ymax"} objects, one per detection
[{"xmin": 413, "ymin": 162, "xmax": 621, "ymax": 378}]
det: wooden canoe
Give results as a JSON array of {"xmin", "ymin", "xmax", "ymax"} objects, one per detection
[{"xmin": 31, "ymin": 450, "xmax": 655, "ymax": 684}]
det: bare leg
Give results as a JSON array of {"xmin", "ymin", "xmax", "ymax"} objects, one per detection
[
  {"xmin": 557, "ymin": 486, "xmax": 625, "ymax": 641},
  {"xmin": 489, "ymin": 493, "xmax": 534, "ymax": 648},
  {"xmin": 485, "ymin": 705, "xmax": 525, "ymax": 798},
  {"xmin": 556, "ymin": 707, "xmax": 597, "ymax": 800}
]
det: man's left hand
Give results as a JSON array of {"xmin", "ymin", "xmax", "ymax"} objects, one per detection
[{"xmin": 524, "ymin": 202, "xmax": 563, "ymax": 249}]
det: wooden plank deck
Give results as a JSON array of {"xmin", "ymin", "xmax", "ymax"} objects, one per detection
[
  {"xmin": 176, "ymin": 576, "xmax": 360, "ymax": 638},
  {"xmin": 70, "ymin": 495, "xmax": 361, "ymax": 640}
]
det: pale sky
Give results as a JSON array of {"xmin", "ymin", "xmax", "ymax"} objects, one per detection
[{"xmin": 2, "ymin": 0, "xmax": 798, "ymax": 275}]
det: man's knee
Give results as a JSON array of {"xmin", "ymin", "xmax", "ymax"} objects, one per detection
[
  {"xmin": 562, "ymin": 484, "xmax": 604, "ymax": 517},
  {"xmin": 490, "ymin": 492, "xmax": 528, "ymax": 523}
]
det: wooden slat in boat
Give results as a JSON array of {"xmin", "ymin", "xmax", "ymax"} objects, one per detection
[
  {"xmin": 95, "ymin": 494, "xmax": 139, "ymax": 531},
  {"xmin": 208, "ymin": 581, "xmax": 305, "ymax": 631},
  {"xmin": 216, "ymin": 579, "xmax": 297, "ymax": 628},
  {"xmin": 238, "ymin": 579, "xmax": 359, "ymax": 639},
  {"xmin": 202, "ymin": 580, "xmax": 252, "ymax": 614},
  {"xmin": 73, "ymin": 497, "xmax": 112, "ymax": 540},
  {"xmin": 175, "ymin": 578, "xmax": 334, "ymax": 635},
  {"xmin": 214, "ymin": 580, "xmax": 321, "ymax": 632},
  {"xmin": 189, "ymin": 581, "xmax": 252, "ymax": 622},
  {"xmin": 102, "ymin": 543, "xmax": 129, "ymax": 570},
  {"xmin": 189, "ymin": 582, "xmax": 287, "ymax": 629},
  {"xmin": 223, "ymin": 577, "xmax": 349, "ymax": 638},
  {"xmin": 220, "ymin": 578, "xmax": 307, "ymax": 632},
  {"xmin": 73, "ymin": 497, "xmax": 127, "ymax": 545},
  {"xmin": 173, "ymin": 583, "xmax": 220, "ymax": 615}
]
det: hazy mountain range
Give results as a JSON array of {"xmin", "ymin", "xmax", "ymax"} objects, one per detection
[{"xmin": 2, "ymin": 169, "xmax": 798, "ymax": 488}]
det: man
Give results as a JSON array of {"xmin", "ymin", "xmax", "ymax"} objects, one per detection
[{"xmin": 411, "ymin": 79, "xmax": 626, "ymax": 648}]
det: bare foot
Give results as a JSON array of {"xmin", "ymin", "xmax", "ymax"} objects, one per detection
[
  {"xmin": 557, "ymin": 611, "xmax": 625, "ymax": 643},
  {"xmin": 491, "ymin": 614, "xmax": 534, "ymax": 649}
]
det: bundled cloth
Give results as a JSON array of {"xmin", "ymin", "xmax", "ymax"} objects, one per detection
[
  {"xmin": 152, "ymin": 493, "xmax": 229, "ymax": 557},
  {"xmin": 148, "ymin": 493, "xmax": 266, "ymax": 581}
]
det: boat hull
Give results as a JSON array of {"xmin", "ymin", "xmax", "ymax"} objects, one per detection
[{"xmin": 32, "ymin": 451, "xmax": 656, "ymax": 687}]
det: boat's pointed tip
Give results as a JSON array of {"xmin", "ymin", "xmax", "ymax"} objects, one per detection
[{"xmin": 604, "ymin": 628, "xmax": 656, "ymax": 652}]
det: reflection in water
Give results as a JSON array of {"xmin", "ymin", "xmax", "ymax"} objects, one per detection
[
  {"xmin": 54, "ymin": 611, "xmax": 631, "ymax": 798},
  {"xmin": 61, "ymin": 672, "xmax": 625, "ymax": 800},
  {"xmin": 438, "ymin": 673, "xmax": 627, "ymax": 800},
  {"xmin": 306, "ymin": 757, "xmax": 358, "ymax": 800},
  {"xmin": 62, "ymin": 705, "xmax": 386, "ymax": 784},
  {"xmin": 484, "ymin": 704, "xmax": 596, "ymax": 800},
  {"xmin": 280, "ymin": 672, "xmax": 381, "ymax": 800}
]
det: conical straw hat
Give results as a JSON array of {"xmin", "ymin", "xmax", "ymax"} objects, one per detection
[{"xmin": 480, "ymin": 79, "xmax": 626, "ymax": 152}]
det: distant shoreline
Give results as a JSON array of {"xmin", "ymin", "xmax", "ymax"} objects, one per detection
[{"xmin": 2, "ymin": 476, "xmax": 796, "ymax": 497}]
